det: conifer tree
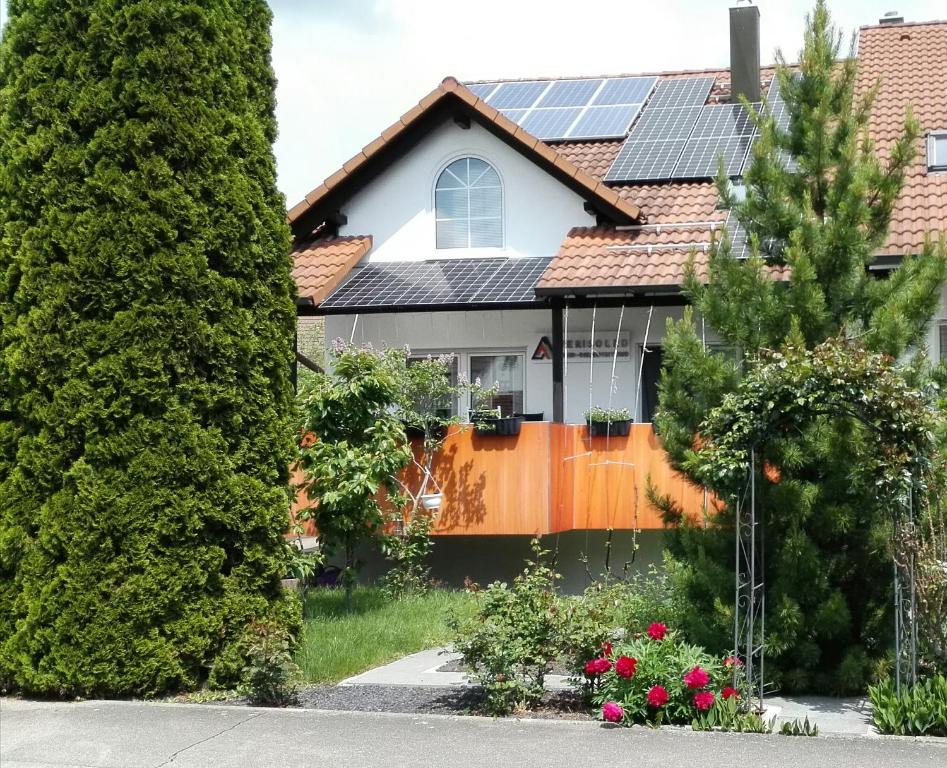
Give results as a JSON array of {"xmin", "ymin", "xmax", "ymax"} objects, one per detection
[
  {"xmin": 654, "ymin": 0, "xmax": 947, "ymax": 692},
  {"xmin": 0, "ymin": 1, "xmax": 297, "ymax": 695}
]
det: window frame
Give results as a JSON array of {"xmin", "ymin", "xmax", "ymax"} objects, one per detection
[
  {"xmin": 937, "ymin": 321, "xmax": 947, "ymax": 363},
  {"xmin": 927, "ymin": 131, "xmax": 947, "ymax": 173},
  {"xmin": 432, "ymin": 155, "xmax": 506, "ymax": 253},
  {"xmin": 465, "ymin": 349, "xmax": 527, "ymax": 420}
]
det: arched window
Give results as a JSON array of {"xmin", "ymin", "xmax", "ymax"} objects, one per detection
[{"xmin": 435, "ymin": 157, "xmax": 502, "ymax": 249}]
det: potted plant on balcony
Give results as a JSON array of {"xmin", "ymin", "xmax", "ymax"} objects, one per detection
[
  {"xmin": 585, "ymin": 407, "xmax": 632, "ymax": 437},
  {"xmin": 469, "ymin": 381, "xmax": 523, "ymax": 437}
]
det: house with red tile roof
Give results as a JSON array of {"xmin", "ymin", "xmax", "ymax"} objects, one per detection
[{"xmin": 289, "ymin": 6, "xmax": 947, "ymax": 586}]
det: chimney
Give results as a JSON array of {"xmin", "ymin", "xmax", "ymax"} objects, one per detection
[
  {"xmin": 879, "ymin": 11, "xmax": 904, "ymax": 25},
  {"xmin": 730, "ymin": 1, "xmax": 761, "ymax": 103}
]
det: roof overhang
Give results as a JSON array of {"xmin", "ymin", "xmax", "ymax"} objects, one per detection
[{"xmin": 287, "ymin": 78, "xmax": 643, "ymax": 240}]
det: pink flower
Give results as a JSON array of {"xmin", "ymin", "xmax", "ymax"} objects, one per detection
[
  {"xmin": 647, "ymin": 685, "xmax": 669, "ymax": 708},
  {"xmin": 584, "ymin": 657, "xmax": 612, "ymax": 676},
  {"xmin": 615, "ymin": 655, "xmax": 637, "ymax": 679},
  {"xmin": 647, "ymin": 622, "xmax": 667, "ymax": 641},
  {"xmin": 693, "ymin": 691, "xmax": 715, "ymax": 711},
  {"xmin": 683, "ymin": 665, "xmax": 710, "ymax": 690},
  {"xmin": 602, "ymin": 701, "xmax": 624, "ymax": 723},
  {"xmin": 721, "ymin": 686, "xmax": 739, "ymax": 700},
  {"xmin": 723, "ymin": 655, "xmax": 743, "ymax": 668}
]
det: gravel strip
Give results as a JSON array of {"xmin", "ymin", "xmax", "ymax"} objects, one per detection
[
  {"xmin": 204, "ymin": 684, "xmax": 592, "ymax": 719},
  {"xmin": 437, "ymin": 659, "xmax": 574, "ymax": 677},
  {"xmin": 299, "ymin": 685, "xmax": 591, "ymax": 719}
]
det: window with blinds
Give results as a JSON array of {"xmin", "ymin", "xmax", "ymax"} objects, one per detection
[{"xmin": 435, "ymin": 157, "xmax": 503, "ymax": 249}]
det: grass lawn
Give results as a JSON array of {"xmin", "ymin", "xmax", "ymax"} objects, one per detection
[{"xmin": 296, "ymin": 587, "xmax": 474, "ymax": 684}]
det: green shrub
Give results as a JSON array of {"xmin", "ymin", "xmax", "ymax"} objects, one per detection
[
  {"xmin": 590, "ymin": 626, "xmax": 741, "ymax": 727},
  {"xmin": 238, "ymin": 619, "xmax": 302, "ymax": 707},
  {"xmin": 381, "ymin": 511, "xmax": 437, "ymax": 599},
  {"xmin": 450, "ymin": 540, "xmax": 560, "ymax": 715},
  {"xmin": 869, "ymin": 676, "xmax": 947, "ymax": 736},
  {"xmin": 0, "ymin": 1, "xmax": 297, "ymax": 696}
]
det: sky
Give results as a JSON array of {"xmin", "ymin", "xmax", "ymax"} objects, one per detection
[{"xmin": 2, "ymin": 2, "xmax": 945, "ymax": 204}]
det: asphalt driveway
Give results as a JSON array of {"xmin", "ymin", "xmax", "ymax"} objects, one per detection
[{"xmin": 2, "ymin": 697, "xmax": 945, "ymax": 768}]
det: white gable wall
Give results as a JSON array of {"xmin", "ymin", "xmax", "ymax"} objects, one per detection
[{"xmin": 338, "ymin": 120, "xmax": 597, "ymax": 262}]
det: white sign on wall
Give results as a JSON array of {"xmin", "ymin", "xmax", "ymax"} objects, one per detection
[{"xmin": 531, "ymin": 332, "xmax": 632, "ymax": 362}]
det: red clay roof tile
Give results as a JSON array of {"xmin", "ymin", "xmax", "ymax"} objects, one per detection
[
  {"xmin": 857, "ymin": 21, "xmax": 947, "ymax": 256},
  {"xmin": 538, "ymin": 226, "xmax": 787, "ymax": 293},
  {"xmin": 292, "ymin": 236, "xmax": 373, "ymax": 305}
]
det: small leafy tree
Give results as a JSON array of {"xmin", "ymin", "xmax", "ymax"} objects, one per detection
[
  {"xmin": 380, "ymin": 353, "xmax": 482, "ymax": 597},
  {"xmin": 654, "ymin": 0, "xmax": 947, "ymax": 692},
  {"xmin": 296, "ymin": 344, "xmax": 411, "ymax": 609}
]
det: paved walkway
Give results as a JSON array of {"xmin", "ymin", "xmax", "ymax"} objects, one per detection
[
  {"xmin": 339, "ymin": 647, "xmax": 572, "ymax": 689},
  {"xmin": 340, "ymin": 647, "xmax": 874, "ymax": 735},
  {"xmin": 3, "ymin": 698, "xmax": 944, "ymax": 768}
]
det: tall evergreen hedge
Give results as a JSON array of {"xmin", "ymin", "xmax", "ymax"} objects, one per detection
[{"xmin": 0, "ymin": 0, "xmax": 297, "ymax": 696}]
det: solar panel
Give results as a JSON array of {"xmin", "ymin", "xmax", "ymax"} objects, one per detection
[
  {"xmin": 724, "ymin": 211, "xmax": 750, "ymax": 259},
  {"xmin": 500, "ymin": 108, "xmax": 528, "ymax": 123},
  {"xmin": 520, "ymin": 107, "xmax": 583, "ymax": 140},
  {"xmin": 606, "ymin": 140, "xmax": 687, "ymax": 182},
  {"xmin": 673, "ymin": 135, "xmax": 754, "ymax": 178},
  {"xmin": 626, "ymin": 106, "xmax": 703, "ymax": 143},
  {"xmin": 568, "ymin": 105, "xmax": 640, "ymax": 140},
  {"xmin": 536, "ymin": 79, "xmax": 603, "ymax": 108},
  {"xmin": 740, "ymin": 75, "xmax": 796, "ymax": 174},
  {"xmin": 467, "ymin": 82, "xmax": 500, "ymax": 100},
  {"xmin": 647, "ymin": 77, "xmax": 716, "ymax": 109},
  {"xmin": 464, "ymin": 76, "xmax": 656, "ymax": 141},
  {"xmin": 486, "ymin": 81, "xmax": 550, "ymax": 110},
  {"xmin": 690, "ymin": 103, "xmax": 759, "ymax": 139},
  {"xmin": 603, "ymin": 77, "xmax": 716, "ymax": 181},
  {"xmin": 593, "ymin": 76, "xmax": 658, "ymax": 106},
  {"xmin": 320, "ymin": 258, "xmax": 551, "ymax": 310}
]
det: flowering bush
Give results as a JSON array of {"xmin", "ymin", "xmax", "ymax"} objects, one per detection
[
  {"xmin": 450, "ymin": 540, "xmax": 561, "ymax": 715},
  {"xmin": 592, "ymin": 624, "xmax": 737, "ymax": 726}
]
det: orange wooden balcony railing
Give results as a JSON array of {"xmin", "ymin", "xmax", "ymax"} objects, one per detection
[{"xmin": 292, "ymin": 422, "xmax": 709, "ymax": 536}]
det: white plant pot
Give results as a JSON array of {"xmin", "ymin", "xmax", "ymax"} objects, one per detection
[{"xmin": 420, "ymin": 493, "xmax": 443, "ymax": 510}]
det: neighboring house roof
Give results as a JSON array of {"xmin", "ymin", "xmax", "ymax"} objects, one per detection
[
  {"xmin": 295, "ymin": 19, "xmax": 947, "ymax": 307},
  {"xmin": 286, "ymin": 76, "xmax": 643, "ymax": 238},
  {"xmin": 858, "ymin": 21, "xmax": 947, "ymax": 256},
  {"xmin": 292, "ymin": 236, "xmax": 372, "ymax": 305},
  {"xmin": 537, "ymin": 226, "xmax": 789, "ymax": 295}
]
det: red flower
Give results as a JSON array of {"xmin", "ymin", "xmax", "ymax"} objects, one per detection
[
  {"xmin": 683, "ymin": 665, "xmax": 710, "ymax": 690},
  {"xmin": 721, "ymin": 686, "xmax": 739, "ymax": 700},
  {"xmin": 602, "ymin": 701, "xmax": 624, "ymax": 723},
  {"xmin": 647, "ymin": 622, "xmax": 667, "ymax": 641},
  {"xmin": 693, "ymin": 691, "xmax": 715, "ymax": 711},
  {"xmin": 723, "ymin": 655, "xmax": 742, "ymax": 668},
  {"xmin": 647, "ymin": 685, "xmax": 669, "ymax": 708},
  {"xmin": 299, "ymin": 431, "xmax": 317, "ymax": 448},
  {"xmin": 584, "ymin": 657, "xmax": 612, "ymax": 676},
  {"xmin": 615, "ymin": 655, "xmax": 637, "ymax": 679},
  {"xmin": 599, "ymin": 640, "xmax": 613, "ymax": 658}
]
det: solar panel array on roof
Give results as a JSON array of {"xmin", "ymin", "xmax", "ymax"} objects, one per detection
[
  {"xmin": 604, "ymin": 77, "xmax": 716, "ymax": 182},
  {"xmin": 744, "ymin": 74, "xmax": 797, "ymax": 173},
  {"xmin": 467, "ymin": 76, "xmax": 658, "ymax": 140},
  {"xmin": 724, "ymin": 210, "xmax": 750, "ymax": 259},
  {"xmin": 320, "ymin": 257, "xmax": 551, "ymax": 310},
  {"xmin": 672, "ymin": 103, "xmax": 760, "ymax": 178}
]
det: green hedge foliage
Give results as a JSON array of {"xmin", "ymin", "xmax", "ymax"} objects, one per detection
[{"xmin": 0, "ymin": 0, "xmax": 297, "ymax": 696}]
